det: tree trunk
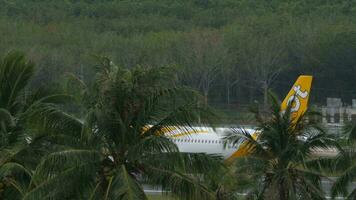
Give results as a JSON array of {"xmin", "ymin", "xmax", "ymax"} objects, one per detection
[
  {"xmin": 279, "ymin": 182, "xmax": 287, "ymax": 200},
  {"xmin": 262, "ymin": 80, "xmax": 268, "ymax": 111},
  {"xmin": 203, "ymin": 91, "xmax": 208, "ymax": 106},
  {"xmin": 248, "ymin": 83, "xmax": 254, "ymax": 104},
  {"xmin": 226, "ymin": 85, "xmax": 231, "ymax": 107},
  {"xmin": 0, "ymin": 182, "xmax": 4, "ymax": 199},
  {"xmin": 197, "ymin": 99, "xmax": 201, "ymax": 124}
]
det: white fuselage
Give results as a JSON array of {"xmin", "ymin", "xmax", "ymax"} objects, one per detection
[
  {"xmin": 164, "ymin": 76, "xmax": 317, "ymax": 160},
  {"xmin": 166, "ymin": 126, "xmax": 255, "ymax": 159}
]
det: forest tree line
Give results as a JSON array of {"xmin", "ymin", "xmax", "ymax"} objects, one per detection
[
  {"xmin": 0, "ymin": 51, "xmax": 355, "ymax": 200},
  {"xmin": 1, "ymin": 1, "xmax": 356, "ymax": 199},
  {"xmin": 1, "ymin": 0, "xmax": 356, "ymax": 110}
]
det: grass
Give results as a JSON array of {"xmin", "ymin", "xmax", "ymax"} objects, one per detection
[
  {"xmin": 147, "ymin": 194, "xmax": 246, "ymax": 200},
  {"xmin": 147, "ymin": 194, "xmax": 177, "ymax": 200}
]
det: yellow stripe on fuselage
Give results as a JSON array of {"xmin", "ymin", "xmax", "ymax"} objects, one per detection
[
  {"xmin": 142, "ymin": 125, "xmax": 178, "ymax": 135},
  {"xmin": 170, "ymin": 130, "xmax": 209, "ymax": 138}
]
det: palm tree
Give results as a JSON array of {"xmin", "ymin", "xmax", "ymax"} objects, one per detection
[
  {"xmin": 224, "ymin": 93, "xmax": 336, "ymax": 200},
  {"xmin": 328, "ymin": 123, "xmax": 356, "ymax": 199},
  {"xmin": 22, "ymin": 57, "xmax": 222, "ymax": 200},
  {"xmin": 0, "ymin": 51, "xmax": 74, "ymax": 199}
]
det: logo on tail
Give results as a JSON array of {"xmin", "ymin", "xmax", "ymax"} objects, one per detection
[
  {"xmin": 225, "ymin": 75, "xmax": 313, "ymax": 163},
  {"xmin": 281, "ymin": 75, "xmax": 313, "ymax": 122}
]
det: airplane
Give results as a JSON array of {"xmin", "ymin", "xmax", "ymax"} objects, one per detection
[{"xmin": 164, "ymin": 75, "xmax": 313, "ymax": 162}]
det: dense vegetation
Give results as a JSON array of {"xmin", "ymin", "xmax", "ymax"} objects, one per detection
[
  {"xmin": 225, "ymin": 96, "xmax": 337, "ymax": 200},
  {"xmin": 0, "ymin": 51, "xmax": 354, "ymax": 200},
  {"xmin": 0, "ymin": 52, "xmax": 222, "ymax": 199},
  {"xmin": 1, "ymin": 1, "xmax": 356, "ymax": 199},
  {"xmin": 1, "ymin": 0, "xmax": 356, "ymax": 110}
]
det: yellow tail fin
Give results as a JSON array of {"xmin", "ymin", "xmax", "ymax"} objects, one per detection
[
  {"xmin": 225, "ymin": 75, "xmax": 313, "ymax": 163},
  {"xmin": 280, "ymin": 75, "xmax": 313, "ymax": 122}
]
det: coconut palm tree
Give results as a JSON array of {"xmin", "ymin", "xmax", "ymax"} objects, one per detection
[
  {"xmin": 224, "ymin": 93, "xmax": 336, "ymax": 200},
  {"xmin": 328, "ymin": 123, "xmax": 356, "ymax": 199},
  {"xmin": 0, "ymin": 51, "xmax": 74, "ymax": 199},
  {"xmin": 22, "ymin": 57, "xmax": 222, "ymax": 200}
]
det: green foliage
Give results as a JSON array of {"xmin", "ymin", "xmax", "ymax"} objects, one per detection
[
  {"xmin": 1, "ymin": 0, "xmax": 356, "ymax": 110},
  {"xmin": 327, "ymin": 123, "xmax": 356, "ymax": 199},
  {"xmin": 0, "ymin": 51, "xmax": 76, "ymax": 199},
  {"xmin": 7, "ymin": 57, "xmax": 222, "ymax": 200},
  {"xmin": 1, "ymin": 1, "xmax": 356, "ymax": 199},
  {"xmin": 224, "ymin": 93, "xmax": 337, "ymax": 200}
]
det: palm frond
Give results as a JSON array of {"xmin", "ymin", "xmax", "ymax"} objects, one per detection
[
  {"xmin": 0, "ymin": 162, "xmax": 32, "ymax": 179},
  {"xmin": 105, "ymin": 165, "xmax": 147, "ymax": 200},
  {"xmin": 145, "ymin": 165, "xmax": 215, "ymax": 200},
  {"xmin": 23, "ymin": 162, "xmax": 97, "ymax": 200},
  {"xmin": 0, "ymin": 162, "xmax": 32, "ymax": 197},
  {"xmin": 0, "ymin": 108, "xmax": 15, "ymax": 127},
  {"xmin": 24, "ymin": 103, "xmax": 83, "ymax": 137},
  {"xmin": 343, "ymin": 122, "xmax": 356, "ymax": 143},
  {"xmin": 302, "ymin": 131, "xmax": 338, "ymax": 155},
  {"xmin": 143, "ymin": 101, "xmax": 217, "ymax": 137},
  {"xmin": 128, "ymin": 135, "xmax": 179, "ymax": 160},
  {"xmin": 0, "ymin": 51, "xmax": 35, "ymax": 113},
  {"xmin": 304, "ymin": 157, "xmax": 336, "ymax": 173},
  {"xmin": 133, "ymin": 86, "xmax": 198, "ymax": 129},
  {"xmin": 347, "ymin": 187, "xmax": 356, "ymax": 200},
  {"xmin": 0, "ymin": 130, "xmax": 30, "ymax": 165},
  {"xmin": 142, "ymin": 152, "xmax": 222, "ymax": 174},
  {"xmin": 223, "ymin": 128, "xmax": 270, "ymax": 159},
  {"xmin": 32, "ymin": 149, "xmax": 100, "ymax": 184},
  {"xmin": 331, "ymin": 165, "xmax": 356, "ymax": 198}
]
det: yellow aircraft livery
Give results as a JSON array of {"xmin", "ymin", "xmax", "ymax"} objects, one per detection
[
  {"xmin": 280, "ymin": 75, "xmax": 313, "ymax": 123},
  {"xmin": 164, "ymin": 75, "xmax": 313, "ymax": 162}
]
